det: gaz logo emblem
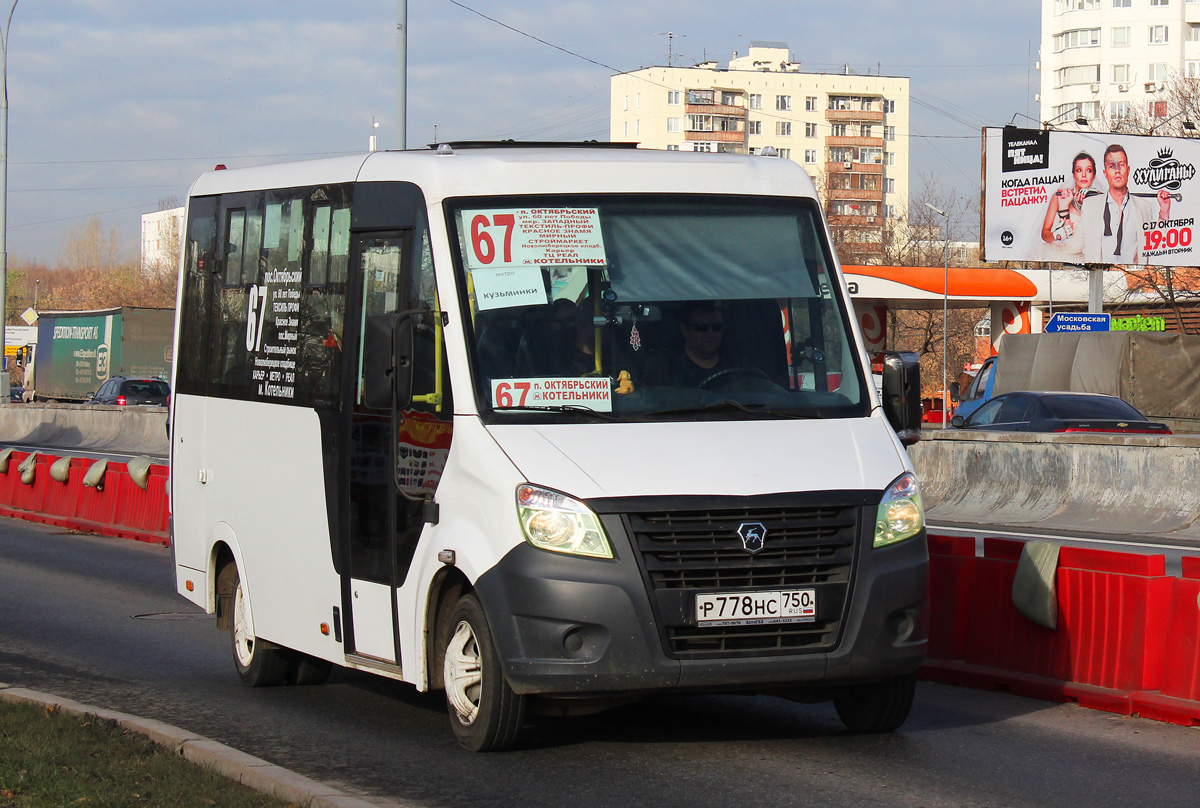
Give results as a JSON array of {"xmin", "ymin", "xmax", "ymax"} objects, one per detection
[{"xmin": 737, "ymin": 522, "xmax": 767, "ymax": 554}]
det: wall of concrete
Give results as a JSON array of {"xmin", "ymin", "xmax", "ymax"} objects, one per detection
[
  {"xmin": 0, "ymin": 403, "xmax": 168, "ymax": 458},
  {"xmin": 3, "ymin": 403, "xmax": 1196, "ymax": 540},
  {"xmin": 911, "ymin": 430, "xmax": 1200, "ymax": 538}
]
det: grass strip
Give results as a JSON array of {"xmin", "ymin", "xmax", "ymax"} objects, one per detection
[{"xmin": 0, "ymin": 701, "xmax": 297, "ymax": 808}]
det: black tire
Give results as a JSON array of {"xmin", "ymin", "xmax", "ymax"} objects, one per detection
[
  {"xmin": 833, "ymin": 673, "xmax": 917, "ymax": 734},
  {"xmin": 287, "ymin": 653, "xmax": 333, "ymax": 686},
  {"xmin": 229, "ymin": 565, "xmax": 288, "ymax": 687},
  {"xmin": 442, "ymin": 593, "xmax": 526, "ymax": 752}
]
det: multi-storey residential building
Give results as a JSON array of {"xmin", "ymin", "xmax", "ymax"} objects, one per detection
[
  {"xmin": 141, "ymin": 206, "xmax": 184, "ymax": 274},
  {"xmin": 1040, "ymin": 0, "xmax": 1200, "ymax": 130},
  {"xmin": 610, "ymin": 42, "xmax": 910, "ymax": 264}
]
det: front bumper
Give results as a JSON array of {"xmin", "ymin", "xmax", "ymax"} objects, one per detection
[{"xmin": 473, "ymin": 492, "xmax": 929, "ymax": 697}]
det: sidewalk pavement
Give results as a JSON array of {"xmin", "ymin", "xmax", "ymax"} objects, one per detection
[{"xmin": 0, "ymin": 682, "xmax": 416, "ymax": 808}]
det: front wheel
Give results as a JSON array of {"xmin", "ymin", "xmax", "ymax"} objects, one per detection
[
  {"xmin": 833, "ymin": 673, "xmax": 917, "ymax": 733},
  {"xmin": 443, "ymin": 593, "xmax": 526, "ymax": 752},
  {"xmin": 230, "ymin": 566, "xmax": 288, "ymax": 687}
]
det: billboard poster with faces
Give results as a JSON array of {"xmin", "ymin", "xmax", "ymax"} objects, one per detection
[{"xmin": 982, "ymin": 126, "xmax": 1199, "ymax": 267}]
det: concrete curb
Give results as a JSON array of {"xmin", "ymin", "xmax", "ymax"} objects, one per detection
[{"xmin": 0, "ymin": 682, "xmax": 403, "ymax": 808}]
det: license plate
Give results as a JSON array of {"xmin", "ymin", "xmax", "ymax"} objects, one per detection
[{"xmin": 695, "ymin": 589, "xmax": 817, "ymax": 627}]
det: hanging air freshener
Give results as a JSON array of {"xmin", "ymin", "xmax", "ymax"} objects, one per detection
[{"xmin": 629, "ymin": 317, "xmax": 641, "ymax": 352}]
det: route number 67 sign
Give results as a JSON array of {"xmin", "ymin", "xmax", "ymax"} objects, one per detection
[{"xmin": 459, "ymin": 208, "xmax": 607, "ymax": 269}]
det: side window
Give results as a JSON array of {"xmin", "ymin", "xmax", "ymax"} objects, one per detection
[
  {"xmin": 224, "ymin": 210, "xmax": 246, "ymax": 286},
  {"xmin": 996, "ymin": 395, "xmax": 1033, "ymax": 423},
  {"xmin": 177, "ymin": 196, "xmax": 218, "ymax": 397},
  {"xmin": 201, "ymin": 185, "xmax": 351, "ymax": 405},
  {"xmin": 969, "ymin": 397, "xmax": 1005, "ymax": 426},
  {"xmin": 411, "ymin": 212, "xmax": 453, "ymax": 414},
  {"xmin": 309, "ymin": 204, "xmax": 332, "ymax": 286},
  {"xmin": 969, "ymin": 361, "xmax": 993, "ymax": 400}
]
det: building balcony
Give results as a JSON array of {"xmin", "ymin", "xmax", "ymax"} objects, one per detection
[
  {"xmin": 828, "ymin": 187, "xmax": 884, "ymax": 202},
  {"xmin": 827, "ymin": 213, "xmax": 885, "ymax": 228},
  {"xmin": 825, "ymin": 136, "xmax": 885, "ymax": 148},
  {"xmin": 686, "ymin": 103, "xmax": 746, "ymax": 117},
  {"xmin": 825, "ymin": 161, "xmax": 885, "ymax": 175},
  {"xmin": 825, "ymin": 108, "xmax": 885, "ymax": 123},
  {"xmin": 686, "ymin": 129, "xmax": 745, "ymax": 143}
]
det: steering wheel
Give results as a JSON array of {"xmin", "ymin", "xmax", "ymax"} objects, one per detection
[{"xmin": 700, "ymin": 366, "xmax": 773, "ymax": 390}]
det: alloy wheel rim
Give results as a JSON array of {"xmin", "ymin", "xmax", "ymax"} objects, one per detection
[
  {"xmin": 444, "ymin": 619, "xmax": 483, "ymax": 725},
  {"xmin": 232, "ymin": 582, "xmax": 255, "ymax": 668}
]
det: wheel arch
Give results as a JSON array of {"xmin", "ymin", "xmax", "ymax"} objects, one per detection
[
  {"xmin": 424, "ymin": 565, "xmax": 473, "ymax": 692},
  {"xmin": 207, "ymin": 522, "xmax": 244, "ymax": 632}
]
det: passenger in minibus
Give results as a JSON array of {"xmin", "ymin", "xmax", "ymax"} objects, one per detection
[{"xmin": 515, "ymin": 299, "xmax": 597, "ymax": 377}]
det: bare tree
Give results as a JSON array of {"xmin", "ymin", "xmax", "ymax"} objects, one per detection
[
  {"xmin": 61, "ymin": 216, "xmax": 124, "ymax": 272},
  {"xmin": 871, "ymin": 176, "xmax": 989, "ymax": 396}
]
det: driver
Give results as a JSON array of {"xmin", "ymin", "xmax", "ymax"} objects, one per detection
[{"xmin": 669, "ymin": 301, "xmax": 730, "ymax": 387}]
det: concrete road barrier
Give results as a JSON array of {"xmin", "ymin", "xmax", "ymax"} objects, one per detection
[
  {"xmin": 911, "ymin": 430, "xmax": 1200, "ymax": 537},
  {"xmin": 0, "ymin": 403, "xmax": 168, "ymax": 457}
]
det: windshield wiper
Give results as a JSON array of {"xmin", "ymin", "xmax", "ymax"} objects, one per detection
[
  {"xmin": 493, "ymin": 405, "xmax": 620, "ymax": 422},
  {"xmin": 646, "ymin": 400, "xmax": 823, "ymax": 419}
]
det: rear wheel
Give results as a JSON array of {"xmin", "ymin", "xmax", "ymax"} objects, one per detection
[
  {"xmin": 833, "ymin": 673, "xmax": 917, "ymax": 733},
  {"xmin": 230, "ymin": 566, "xmax": 288, "ymax": 687},
  {"xmin": 443, "ymin": 593, "xmax": 526, "ymax": 752}
]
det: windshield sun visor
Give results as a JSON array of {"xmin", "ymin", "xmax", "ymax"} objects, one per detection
[{"xmin": 604, "ymin": 210, "xmax": 819, "ymax": 303}]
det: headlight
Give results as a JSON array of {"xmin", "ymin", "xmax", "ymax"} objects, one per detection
[
  {"xmin": 516, "ymin": 485, "xmax": 613, "ymax": 559},
  {"xmin": 873, "ymin": 472, "xmax": 924, "ymax": 548}
]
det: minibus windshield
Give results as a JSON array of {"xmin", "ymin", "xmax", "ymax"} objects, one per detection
[{"xmin": 449, "ymin": 194, "xmax": 869, "ymax": 422}]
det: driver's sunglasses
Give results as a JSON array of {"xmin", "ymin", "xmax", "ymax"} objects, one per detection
[{"xmin": 688, "ymin": 322, "xmax": 723, "ymax": 333}]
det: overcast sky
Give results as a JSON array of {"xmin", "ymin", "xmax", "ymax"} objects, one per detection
[{"xmin": 5, "ymin": 0, "xmax": 1040, "ymax": 265}]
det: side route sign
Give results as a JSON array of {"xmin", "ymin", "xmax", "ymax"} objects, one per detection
[{"xmin": 1044, "ymin": 313, "xmax": 1111, "ymax": 333}]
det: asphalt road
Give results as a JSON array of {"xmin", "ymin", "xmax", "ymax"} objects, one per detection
[{"xmin": 2, "ymin": 518, "xmax": 1198, "ymax": 808}]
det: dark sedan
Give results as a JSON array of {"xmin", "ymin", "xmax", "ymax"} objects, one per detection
[
  {"xmin": 86, "ymin": 377, "xmax": 171, "ymax": 406},
  {"xmin": 950, "ymin": 391, "xmax": 1172, "ymax": 435}
]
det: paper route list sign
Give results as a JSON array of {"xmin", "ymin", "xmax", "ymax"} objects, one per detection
[
  {"xmin": 460, "ymin": 208, "xmax": 607, "ymax": 269},
  {"xmin": 491, "ymin": 377, "xmax": 613, "ymax": 412}
]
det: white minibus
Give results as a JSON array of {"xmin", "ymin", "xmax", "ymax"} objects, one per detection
[{"xmin": 171, "ymin": 143, "xmax": 927, "ymax": 751}]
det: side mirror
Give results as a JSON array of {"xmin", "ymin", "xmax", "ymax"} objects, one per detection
[
  {"xmin": 880, "ymin": 350, "xmax": 921, "ymax": 446},
  {"xmin": 949, "ymin": 381, "xmax": 961, "ymax": 402},
  {"xmin": 950, "ymin": 415, "xmax": 965, "ymax": 428},
  {"xmin": 362, "ymin": 312, "xmax": 417, "ymax": 410}
]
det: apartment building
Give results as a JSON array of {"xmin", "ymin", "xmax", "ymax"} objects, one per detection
[
  {"xmin": 610, "ymin": 43, "xmax": 910, "ymax": 264},
  {"xmin": 140, "ymin": 206, "xmax": 183, "ymax": 274},
  {"xmin": 1040, "ymin": 0, "xmax": 1200, "ymax": 129}
]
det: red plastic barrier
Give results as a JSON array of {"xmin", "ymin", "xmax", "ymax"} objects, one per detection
[
  {"xmin": 0, "ymin": 451, "xmax": 168, "ymax": 545},
  {"xmin": 1059, "ymin": 546, "xmax": 1166, "ymax": 576},
  {"xmin": 7, "ymin": 453, "xmax": 49, "ymax": 515},
  {"xmin": 40, "ymin": 456, "xmax": 85, "ymax": 520},
  {"xmin": 1131, "ymin": 558, "xmax": 1200, "ymax": 726},
  {"xmin": 958, "ymin": 541, "xmax": 1065, "ymax": 700},
  {"xmin": 113, "ymin": 464, "xmax": 169, "ymax": 535},
  {"xmin": 925, "ymin": 534, "xmax": 976, "ymax": 665},
  {"xmin": 1056, "ymin": 561, "xmax": 1172, "ymax": 712},
  {"xmin": 921, "ymin": 533, "xmax": 1200, "ymax": 726}
]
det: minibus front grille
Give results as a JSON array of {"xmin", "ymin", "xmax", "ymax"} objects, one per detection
[
  {"xmin": 630, "ymin": 506, "xmax": 856, "ymax": 590},
  {"xmin": 623, "ymin": 502, "xmax": 861, "ymax": 659},
  {"xmin": 667, "ymin": 619, "xmax": 839, "ymax": 654}
]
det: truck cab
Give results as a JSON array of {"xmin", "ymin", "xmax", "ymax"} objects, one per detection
[{"xmin": 951, "ymin": 354, "xmax": 996, "ymax": 420}]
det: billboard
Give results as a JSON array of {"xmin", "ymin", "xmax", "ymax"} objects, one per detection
[{"xmin": 982, "ymin": 126, "xmax": 1198, "ymax": 267}]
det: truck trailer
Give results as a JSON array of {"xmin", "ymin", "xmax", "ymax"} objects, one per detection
[
  {"xmin": 952, "ymin": 331, "xmax": 1200, "ymax": 431},
  {"xmin": 28, "ymin": 307, "xmax": 174, "ymax": 402}
]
